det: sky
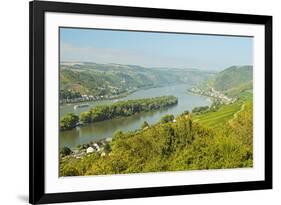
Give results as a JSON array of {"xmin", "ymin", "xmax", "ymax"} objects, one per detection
[{"xmin": 60, "ymin": 27, "xmax": 253, "ymax": 71}]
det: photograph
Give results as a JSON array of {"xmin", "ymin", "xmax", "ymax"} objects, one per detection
[{"xmin": 58, "ymin": 27, "xmax": 254, "ymax": 177}]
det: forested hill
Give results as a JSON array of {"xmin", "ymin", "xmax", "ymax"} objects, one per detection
[
  {"xmin": 60, "ymin": 101, "xmax": 253, "ymax": 176},
  {"xmin": 210, "ymin": 65, "xmax": 253, "ymax": 91},
  {"xmin": 60, "ymin": 62, "xmax": 214, "ymax": 99}
]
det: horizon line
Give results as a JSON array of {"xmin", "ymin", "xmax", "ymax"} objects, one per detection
[{"xmin": 60, "ymin": 60, "xmax": 253, "ymax": 72}]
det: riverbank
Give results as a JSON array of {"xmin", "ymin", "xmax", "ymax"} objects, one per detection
[
  {"xmin": 59, "ymin": 88, "xmax": 137, "ymax": 105},
  {"xmin": 60, "ymin": 95, "xmax": 178, "ymax": 131},
  {"xmin": 187, "ymin": 87, "xmax": 236, "ymax": 104},
  {"xmin": 60, "ymin": 84, "xmax": 210, "ymax": 148},
  {"xmin": 60, "ymin": 101, "xmax": 253, "ymax": 177},
  {"xmin": 60, "ymin": 83, "xmax": 179, "ymax": 106}
]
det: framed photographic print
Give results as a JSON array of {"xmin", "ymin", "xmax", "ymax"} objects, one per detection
[{"xmin": 29, "ymin": 0, "xmax": 272, "ymax": 204}]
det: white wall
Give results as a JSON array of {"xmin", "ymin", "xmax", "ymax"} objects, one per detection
[{"xmin": 0, "ymin": 0, "xmax": 279, "ymax": 204}]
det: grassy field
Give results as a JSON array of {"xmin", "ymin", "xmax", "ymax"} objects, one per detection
[{"xmin": 193, "ymin": 102, "xmax": 242, "ymax": 129}]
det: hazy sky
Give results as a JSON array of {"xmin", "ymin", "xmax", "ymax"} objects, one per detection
[{"xmin": 60, "ymin": 27, "xmax": 253, "ymax": 71}]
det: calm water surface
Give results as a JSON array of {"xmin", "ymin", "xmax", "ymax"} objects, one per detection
[{"xmin": 60, "ymin": 84, "xmax": 210, "ymax": 148}]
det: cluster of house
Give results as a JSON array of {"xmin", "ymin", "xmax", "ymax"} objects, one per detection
[
  {"xmin": 67, "ymin": 138, "xmax": 112, "ymax": 159},
  {"xmin": 60, "ymin": 94, "xmax": 102, "ymax": 104},
  {"xmin": 190, "ymin": 87, "xmax": 235, "ymax": 104},
  {"xmin": 86, "ymin": 143, "xmax": 101, "ymax": 153},
  {"xmin": 59, "ymin": 86, "xmax": 138, "ymax": 105}
]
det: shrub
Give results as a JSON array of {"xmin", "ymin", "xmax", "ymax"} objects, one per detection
[{"xmin": 60, "ymin": 146, "xmax": 72, "ymax": 157}]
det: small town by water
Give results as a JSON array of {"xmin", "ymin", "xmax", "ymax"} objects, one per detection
[{"xmin": 60, "ymin": 84, "xmax": 212, "ymax": 149}]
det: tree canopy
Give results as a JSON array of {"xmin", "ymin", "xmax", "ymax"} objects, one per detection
[
  {"xmin": 60, "ymin": 113, "xmax": 79, "ymax": 131},
  {"xmin": 60, "ymin": 102, "xmax": 253, "ymax": 176}
]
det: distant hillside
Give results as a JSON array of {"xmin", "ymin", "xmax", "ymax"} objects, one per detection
[
  {"xmin": 210, "ymin": 65, "xmax": 253, "ymax": 91},
  {"xmin": 60, "ymin": 62, "xmax": 214, "ymax": 100}
]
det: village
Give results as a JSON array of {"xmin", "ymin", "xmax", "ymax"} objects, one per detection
[
  {"xmin": 188, "ymin": 86, "xmax": 236, "ymax": 104},
  {"xmin": 61, "ymin": 137, "xmax": 113, "ymax": 160},
  {"xmin": 59, "ymin": 86, "xmax": 138, "ymax": 104}
]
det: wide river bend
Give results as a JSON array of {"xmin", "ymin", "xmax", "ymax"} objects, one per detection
[{"xmin": 60, "ymin": 84, "xmax": 210, "ymax": 148}]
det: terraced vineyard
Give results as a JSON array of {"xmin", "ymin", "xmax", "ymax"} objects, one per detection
[{"xmin": 193, "ymin": 102, "xmax": 242, "ymax": 128}]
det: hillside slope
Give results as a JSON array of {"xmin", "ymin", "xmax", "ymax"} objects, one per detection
[
  {"xmin": 60, "ymin": 62, "xmax": 214, "ymax": 99},
  {"xmin": 210, "ymin": 65, "xmax": 253, "ymax": 91},
  {"xmin": 60, "ymin": 101, "xmax": 253, "ymax": 176}
]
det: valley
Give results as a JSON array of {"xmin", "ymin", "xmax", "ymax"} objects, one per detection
[
  {"xmin": 59, "ymin": 63, "xmax": 254, "ymax": 176},
  {"xmin": 59, "ymin": 62, "xmax": 214, "ymax": 104}
]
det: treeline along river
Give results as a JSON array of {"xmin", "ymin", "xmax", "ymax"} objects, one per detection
[{"xmin": 60, "ymin": 84, "xmax": 210, "ymax": 148}]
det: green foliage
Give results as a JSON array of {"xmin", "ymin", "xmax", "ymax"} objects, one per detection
[
  {"xmin": 160, "ymin": 114, "xmax": 175, "ymax": 123},
  {"xmin": 141, "ymin": 121, "xmax": 150, "ymax": 129},
  {"xmin": 60, "ymin": 153, "xmax": 100, "ymax": 176},
  {"xmin": 193, "ymin": 102, "xmax": 242, "ymax": 128},
  {"xmin": 161, "ymin": 125, "xmax": 176, "ymax": 157},
  {"xmin": 60, "ymin": 89, "xmax": 81, "ymax": 100},
  {"xmin": 229, "ymin": 102, "xmax": 253, "ymax": 146},
  {"xmin": 209, "ymin": 99, "xmax": 222, "ymax": 111},
  {"xmin": 182, "ymin": 110, "xmax": 190, "ymax": 115},
  {"xmin": 60, "ymin": 113, "xmax": 79, "ymax": 131},
  {"xmin": 192, "ymin": 106, "xmax": 209, "ymax": 114},
  {"xmin": 59, "ymin": 63, "xmax": 254, "ymax": 176},
  {"xmin": 103, "ymin": 143, "xmax": 112, "ymax": 153},
  {"xmin": 60, "ymin": 146, "xmax": 72, "ymax": 157},
  {"xmin": 60, "ymin": 62, "xmax": 213, "ymax": 99},
  {"xmin": 224, "ymin": 81, "xmax": 253, "ymax": 98},
  {"xmin": 210, "ymin": 65, "xmax": 253, "ymax": 92},
  {"xmin": 60, "ymin": 102, "xmax": 253, "ymax": 176},
  {"xmin": 79, "ymin": 111, "xmax": 92, "ymax": 123},
  {"xmin": 79, "ymin": 96, "xmax": 178, "ymax": 124},
  {"xmin": 60, "ymin": 165, "xmax": 80, "ymax": 176},
  {"xmin": 113, "ymin": 130, "xmax": 123, "ymax": 138}
]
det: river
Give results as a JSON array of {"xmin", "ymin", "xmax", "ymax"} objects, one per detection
[{"xmin": 60, "ymin": 84, "xmax": 211, "ymax": 148}]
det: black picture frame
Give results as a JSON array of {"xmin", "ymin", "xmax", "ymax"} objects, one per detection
[{"xmin": 29, "ymin": 0, "xmax": 272, "ymax": 204}]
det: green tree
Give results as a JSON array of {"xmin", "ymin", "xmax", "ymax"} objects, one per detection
[
  {"xmin": 60, "ymin": 103, "xmax": 253, "ymax": 176},
  {"xmin": 80, "ymin": 111, "xmax": 92, "ymax": 123},
  {"xmin": 60, "ymin": 146, "xmax": 72, "ymax": 157},
  {"xmin": 161, "ymin": 125, "xmax": 175, "ymax": 157},
  {"xmin": 77, "ymin": 96, "xmax": 178, "ymax": 125},
  {"xmin": 103, "ymin": 143, "xmax": 112, "ymax": 153},
  {"xmin": 192, "ymin": 106, "xmax": 209, "ymax": 113},
  {"xmin": 183, "ymin": 110, "xmax": 190, "ymax": 115},
  {"xmin": 160, "ymin": 114, "xmax": 175, "ymax": 123},
  {"xmin": 60, "ymin": 113, "xmax": 79, "ymax": 130},
  {"xmin": 141, "ymin": 121, "xmax": 149, "ymax": 129}
]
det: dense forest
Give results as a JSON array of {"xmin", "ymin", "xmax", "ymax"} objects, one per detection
[{"xmin": 79, "ymin": 95, "xmax": 178, "ymax": 123}]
